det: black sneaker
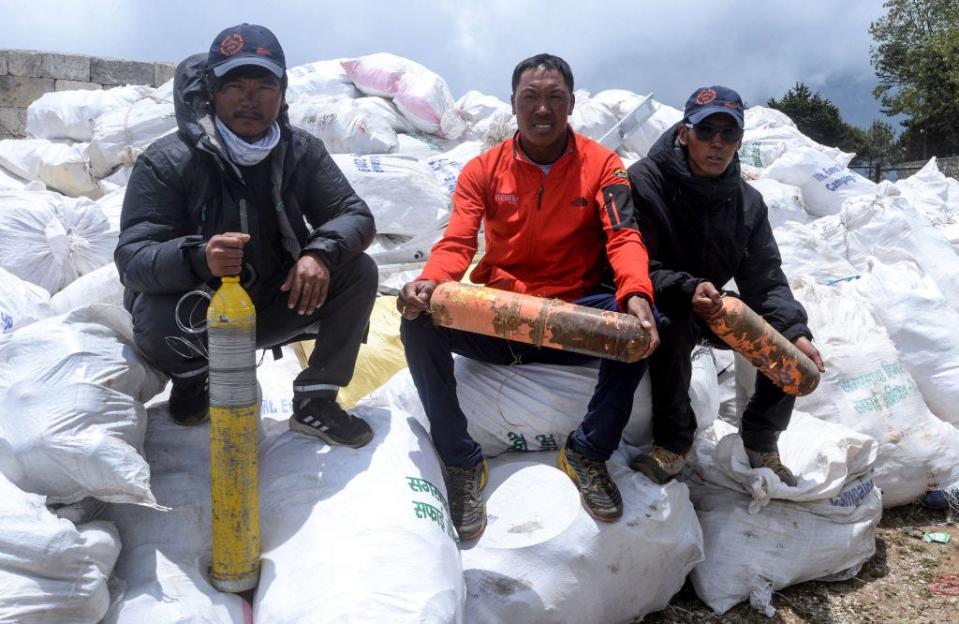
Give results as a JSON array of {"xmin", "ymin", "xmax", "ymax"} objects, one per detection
[
  {"xmin": 558, "ymin": 436, "xmax": 623, "ymax": 522},
  {"xmin": 168, "ymin": 376, "xmax": 209, "ymax": 426},
  {"xmin": 289, "ymin": 398, "xmax": 374, "ymax": 448},
  {"xmin": 445, "ymin": 459, "xmax": 488, "ymax": 541}
]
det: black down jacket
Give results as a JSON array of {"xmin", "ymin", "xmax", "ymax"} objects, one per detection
[
  {"xmin": 627, "ymin": 123, "xmax": 811, "ymax": 342},
  {"xmin": 115, "ymin": 54, "xmax": 375, "ymax": 299}
]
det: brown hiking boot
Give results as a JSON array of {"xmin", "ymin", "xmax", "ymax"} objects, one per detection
[
  {"xmin": 745, "ymin": 448, "xmax": 798, "ymax": 487},
  {"xmin": 629, "ymin": 446, "xmax": 687, "ymax": 485}
]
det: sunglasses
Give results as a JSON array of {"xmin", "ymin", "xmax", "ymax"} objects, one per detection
[{"xmin": 684, "ymin": 122, "xmax": 744, "ymax": 144}]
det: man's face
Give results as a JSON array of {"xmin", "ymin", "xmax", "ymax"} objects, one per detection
[
  {"xmin": 511, "ymin": 67, "xmax": 574, "ymax": 154},
  {"xmin": 678, "ymin": 113, "xmax": 743, "ymax": 177},
  {"xmin": 212, "ymin": 71, "xmax": 283, "ymax": 141}
]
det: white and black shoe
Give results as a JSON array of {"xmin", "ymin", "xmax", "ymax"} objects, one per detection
[{"xmin": 289, "ymin": 398, "xmax": 373, "ymax": 448}]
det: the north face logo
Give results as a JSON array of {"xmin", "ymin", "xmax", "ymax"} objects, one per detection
[{"xmin": 570, "ymin": 197, "xmax": 588, "ymax": 208}]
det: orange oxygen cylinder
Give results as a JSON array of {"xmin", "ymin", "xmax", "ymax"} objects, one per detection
[
  {"xmin": 706, "ymin": 296, "xmax": 820, "ymax": 396},
  {"xmin": 428, "ymin": 282, "xmax": 651, "ymax": 363},
  {"xmin": 207, "ymin": 276, "xmax": 260, "ymax": 593}
]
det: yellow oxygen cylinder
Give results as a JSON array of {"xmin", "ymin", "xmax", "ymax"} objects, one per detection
[{"xmin": 207, "ymin": 275, "xmax": 260, "ymax": 592}]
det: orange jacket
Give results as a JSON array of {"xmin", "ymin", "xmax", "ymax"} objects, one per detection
[{"xmin": 419, "ymin": 130, "xmax": 653, "ymax": 310}]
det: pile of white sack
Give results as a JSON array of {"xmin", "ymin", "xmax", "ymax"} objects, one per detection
[{"xmin": 3, "ymin": 50, "xmax": 959, "ymax": 621}]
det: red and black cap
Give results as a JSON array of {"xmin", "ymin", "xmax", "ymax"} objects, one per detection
[
  {"xmin": 208, "ymin": 23, "xmax": 286, "ymax": 78},
  {"xmin": 683, "ymin": 86, "xmax": 744, "ymax": 128}
]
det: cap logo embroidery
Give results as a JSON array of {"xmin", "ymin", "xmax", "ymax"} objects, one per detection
[
  {"xmin": 220, "ymin": 33, "xmax": 244, "ymax": 56},
  {"xmin": 724, "ymin": 101, "xmax": 739, "ymax": 110},
  {"xmin": 256, "ymin": 47, "xmax": 273, "ymax": 57},
  {"xmin": 695, "ymin": 89, "xmax": 716, "ymax": 105}
]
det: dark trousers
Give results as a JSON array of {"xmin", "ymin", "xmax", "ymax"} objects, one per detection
[
  {"xmin": 649, "ymin": 307, "xmax": 794, "ymax": 454},
  {"xmin": 128, "ymin": 253, "xmax": 378, "ymax": 399},
  {"xmin": 400, "ymin": 292, "xmax": 647, "ymax": 467}
]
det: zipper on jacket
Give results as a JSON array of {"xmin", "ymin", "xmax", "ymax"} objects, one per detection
[{"xmin": 537, "ymin": 185, "xmax": 544, "ymax": 210}]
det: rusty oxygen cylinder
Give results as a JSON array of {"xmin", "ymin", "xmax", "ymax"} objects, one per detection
[
  {"xmin": 706, "ymin": 296, "xmax": 820, "ymax": 396},
  {"xmin": 428, "ymin": 282, "xmax": 651, "ymax": 363}
]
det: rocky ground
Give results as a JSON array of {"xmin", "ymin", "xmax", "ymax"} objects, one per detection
[{"xmin": 642, "ymin": 502, "xmax": 959, "ymax": 623}]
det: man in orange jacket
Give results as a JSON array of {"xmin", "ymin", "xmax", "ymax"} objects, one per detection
[{"xmin": 397, "ymin": 54, "xmax": 659, "ymax": 541}]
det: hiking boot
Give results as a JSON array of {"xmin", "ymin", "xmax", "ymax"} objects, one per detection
[
  {"xmin": 629, "ymin": 446, "xmax": 687, "ymax": 485},
  {"xmin": 445, "ymin": 459, "xmax": 488, "ymax": 541},
  {"xmin": 289, "ymin": 398, "xmax": 374, "ymax": 448},
  {"xmin": 168, "ymin": 376, "xmax": 209, "ymax": 426},
  {"xmin": 745, "ymin": 447, "xmax": 798, "ymax": 487},
  {"xmin": 558, "ymin": 437, "xmax": 623, "ymax": 522}
]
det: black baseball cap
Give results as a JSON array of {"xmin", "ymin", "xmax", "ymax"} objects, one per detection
[
  {"xmin": 208, "ymin": 23, "xmax": 286, "ymax": 78},
  {"xmin": 684, "ymin": 86, "xmax": 745, "ymax": 128}
]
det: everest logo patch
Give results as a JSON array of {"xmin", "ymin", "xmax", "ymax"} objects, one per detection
[{"xmin": 495, "ymin": 193, "xmax": 519, "ymax": 205}]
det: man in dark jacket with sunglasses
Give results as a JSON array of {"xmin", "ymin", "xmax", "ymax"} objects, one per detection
[
  {"xmin": 626, "ymin": 86, "xmax": 824, "ymax": 487},
  {"xmin": 115, "ymin": 24, "xmax": 377, "ymax": 446}
]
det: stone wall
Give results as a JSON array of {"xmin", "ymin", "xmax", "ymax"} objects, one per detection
[{"xmin": 0, "ymin": 49, "xmax": 175, "ymax": 139}]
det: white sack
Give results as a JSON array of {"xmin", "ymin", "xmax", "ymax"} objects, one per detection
[
  {"xmin": 51, "ymin": 262, "xmax": 124, "ymax": 314},
  {"xmin": 0, "ymin": 472, "xmax": 120, "ymax": 624},
  {"xmin": 254, "ymin": 394, "xmax": 465, "ymax": 623},
  {"xmin": 0, "ymin": 164, "xmax": 28, "ymax": 190},
  {"xmin": 0, "ymin": 138, "xmax": 100, "ymax": 197},
  {"xmin": 440, "ymin": 90, "xmax": 511, "ymax": 142},
  {"xmin": 0, "ymin": 190, "xmax": 115, "ymax": 293},
  {"xmin": 373, "ymin": 345, "xmax": 716, "ymax": 459},
  {"xmin": 95, "ymin": 187, "xmax": 125, "ymax": 235},
  {"xmin": 286, "ymin": 59, "xmax": 360, "ymax": 101},
  {"xmin": 569, "ymin": 92, "xmax": 619, "ymax": 141},
  {"xmin": 26, "ymin": 85, "xmax": 151, "ymax": 142},
  {"xmin": 102, "ymin": 404, "xmax": 247, "ymax": 623},
  {"xmin": 288, "ymin": 95, "xmax": 410, "ymax": 154},
  {"xmin": 462, "ymin": 451, "xmax": 703, "ymax": 624},
  {"xmin": 425, "ymin": 140, "xmax": 484, "ymax": 198},
  {"xmin": 896, "ymin": 159, "xmax": 959, "ymax": 252},
  {"xmin": 625, "ymin": 100, "xmax": 683, "ymax": 157},
  {"xmin": 332, "ymin": 154, "xmax": 449, "ymax": 236},
  {"xmin": 741, "ymin": 106, "xmax": 854, "ymax": 167},
  {"xmin": 836, "ymin": 186, "xmax": 959, "ymax": 311},
  {"xmin": 342, "ymin": 53, "xmax": 455, "ymax": 135},
  {"xmin": 87, "ymin": 98, "xmax": 177, "ymax": 178},
  {"xmin": 773, "ymin": 221, "xmax": 859, "ymax": 283},
  {"xmin": 856, "ymin": 256, "xmax": 959, "ymax": 426},
  {"xmin": 688, "ymin": 416, "xmax": 881, "ymax": 615},
  {"xmin": 0, "ymin": 380, "xmax": 153, "ymax": 506},
  {"xmin": 0, "ymin": 265, "xmax": 53, "ymax": 334},
  {"xmin": 747, "ymin": 178, "xmax": 808, "ymax": 228},
  {"xmin": 0, "ymin": 304, "xmax": 166, "ymax": 403},
  {"xmin": 761, "ymin": 147, "xmax": 875, "ymax": 217},
  {"xmin": 793, "ymin": 278, "xmax": 959, "ymax": 506}
]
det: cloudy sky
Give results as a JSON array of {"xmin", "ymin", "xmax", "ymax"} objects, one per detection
[{"xmin": 1, "ymin": 0, "xmax": 894, "ymax": 129}]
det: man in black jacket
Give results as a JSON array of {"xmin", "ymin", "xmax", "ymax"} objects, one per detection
[
  {"xmin": 115, "ymin": 24, "xmax": 377, "ymax": 446},
  {"xmin": 627, "ymin": 86, "xmax": 824, "ymax": 486}
]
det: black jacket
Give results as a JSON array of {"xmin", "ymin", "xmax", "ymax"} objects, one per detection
[
  {"xmin": 115, "ymin": 54, "xmax": 375, "ymax": 298},
  {"xmin": 627, "ymin": 123, "xmax": 811, "ymax": 342}
]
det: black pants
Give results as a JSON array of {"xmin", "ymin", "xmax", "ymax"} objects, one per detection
[
  {"xmin": 400, "ymin": 292, "xmax": 647, "ymax": 467},
  {"xmin": 128, "ymin": 253, "xmax": 378, "ymax": 399},
  {"xmin": 649, "ymin": 307, "xmax": 795, "ymax": 454}
]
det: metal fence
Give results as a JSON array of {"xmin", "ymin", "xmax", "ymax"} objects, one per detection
[{"xmin": 886, "ymin": 157, "xmax": 959, "ymax": 181}]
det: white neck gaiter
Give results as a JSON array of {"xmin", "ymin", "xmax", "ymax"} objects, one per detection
[{"xmin": 214, "ymin": 115, "xmax": 281, "ymax": 166}]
